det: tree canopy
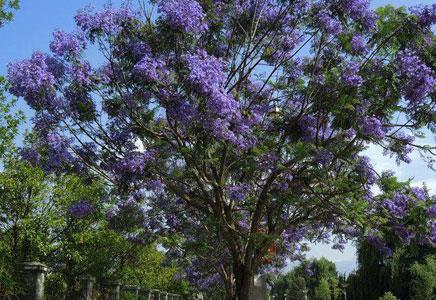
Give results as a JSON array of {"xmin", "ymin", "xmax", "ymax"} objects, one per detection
[{"xmin": 5, "ymin": 1, "xmax": 436, "ymax": 298}]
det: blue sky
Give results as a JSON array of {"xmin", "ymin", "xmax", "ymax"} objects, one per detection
[{"xmin": 0, "ymin": 0, "xmax": 434, "ymax": 270}]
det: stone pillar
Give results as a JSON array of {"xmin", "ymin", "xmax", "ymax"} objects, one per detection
[
  {"xmin": 124, "ymin": 285, "xmax": 140, "ymax": 300},
  {"xmin": 22, "ymin": 262, "xmax": 48, "ymax": 300},
  {"xmin": 161, "ymin": 291, "xmax": 168, "ymax": 300},
  {"xmin": 79, "ymin": 275, "xmax": 95, "ymax": 300},
  {"xmin": 249, "ymin": 274, "xmax": 268, "ymax": 300},
  {"xmin": 108, "ymin": 281, "xmax": 121, "ymax": 300}
]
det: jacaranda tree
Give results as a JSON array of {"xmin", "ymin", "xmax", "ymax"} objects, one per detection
[{"xmin": 7, "ymin": 0, "xmax": 435, "ymax": 298}]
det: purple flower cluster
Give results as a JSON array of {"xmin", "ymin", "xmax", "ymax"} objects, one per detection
[
  {"xmin": 75, "ymin": 4, "xmax": 136, "ymax": 38},
  {"xmin": 182, "ymin": 50, "xmax": 254, "ymax": 147},
  {"xmin": 409, "ymin": 4, "xmax": 436, "ymax": 27},
  {"xmin": 305, "ymin": 263, "xmax": 315, "ymax": 276},
  {"xmin": 227, "ymin": 183, "xmax": 250, "ymax": 202},
  {"xmin": 315, "ymin": 149, "xmax": 334, "ymax": 166},
  {"xmin": 342, "ymin": 61, "xmax": 363, "ymax": 87},
  {"xmin": 70, "ymin": 61, "xmax": 92, "ymax": 86},
  {"xmin": 7, "ymin": 52, "xmax": 64, "ymax": 110},
  {"xmin": 366, "ymin": 235, "xmax": 393, "ymax": 257},
  {"xmin": 355, "ymin": 156, "xmax": 376, "ymax": 185},
  {"xmin": 427, "ymin": 205, "xmax": 436, "ymax": 218},
  {"xmin": 429, "ymin": 221, "xmax": 436, "ymax": 244},
  {"xmin": 392, "ymin": 224, "xmax": 415, "ymax": 245},
  {"xmin": 50, "ymin": 30, "xmax": 86, "ymax": 58},
  {"xmin": 396, "ymin": 49, "xmax": 435, "ymax": 104},
  {"xmin": 315, "ymin": 10, "xmax": 343, "ymax": 35},
  {"xmin": 43, "ymin": 132, "xmax": 74, "ymax": 172},
  {"xmin": 298, "ymin": 115, "xmax": 317, "ymax": 142},
  {"xmin": 134, "ymin": 54, "xmax": 169, "ymax": 83},
  {"xmin": 20, "ymin": 147, "xmax": 42, "ymax": 166},
  {"xmin": 68, "ymin": 200, "xmax": 94, "ymax": 218},
  {"xmin": 339, "ymin": 0, "xmax": 377, "ymax": 30},
  {"xmin": 385, "ymin": 132, "xmax": 414, "ymax": 164},
  {"xmin": 350, "ymin": 34, "xmax": 367, "ymax": 54},
  {"xmin": 110, "ymin": 151, "xmax": 155, "ymax": 183},
  {"xmin": 360, "ymin": 116, "xmax": 385, "ymax": 139},
  {"xmin": 158, "ymin": 0, "xmax": 208, "ymax": 34},
  {"xmin": 183, "ymin": 49, "xmax": 227, "ymax": 98},
  {"xmin": 411, "ymin": 186, "xmax": 427, "ymax": 200},
  {"xmin": 384, "ymin": 193, "xmax": 411, "ymax": 219}
]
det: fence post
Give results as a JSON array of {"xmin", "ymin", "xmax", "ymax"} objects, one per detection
[
  {"xmin": 124, "ymin": 285, "xmax": 140, "ymax": 300},
  {"xmin": 22, "ymin": 262, "xmax": 48, "ymax": 300},
  {"xmin": 150, "ymin": 289, "xmax": 161, "ymax": 300},
  {"xmin": 79, "ymin": 275, "xmax": 95, "ymax": 300},
  {"xmin": 143, "ymin": 288, "xmax": 151, "ymax": 300},
  {"xmin": 108, "ymin": 281, "xmax": 121, "ymax": 300}
]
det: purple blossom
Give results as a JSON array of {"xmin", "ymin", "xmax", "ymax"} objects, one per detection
[
  {"xmin": 396, "ymin": 49, "xmax": 435, "ymax": 104},
  {"xmin": 227, "ymin": 184, "xmax": 250, "ymax": 202},
  {"xmin": 427, "ymin": 205, "xmax": 436, "ymax": 218},
  {"xmin": 134, "ymin": 54, "xmax": 169, "ymax": 82},
  {"xmin": 70, "ymin": 61, "xmax": 92, "ymax": 86},
  {"xmin": 342, "ymin": 226, "xmax": 359, "ymax": 238},
  {"xmin": 428, "ymin": 221, "xmax": 436, "ymax": 244},
  {"xmin": 339, "ymin": 0, "xmax": 377, "ymax": 30},
  {"xmin": 50, "ymin": 30, "xmax": 86, "ymax": 57},
  {"xmin": 366, "ymin": 235, "xmax": 393, "ymax": 257},
  {"xmin": 7, "ymin": 52, "xmax": 64, "ymax": 110},
  {"xmin": 305, "ymin": 262, "xmax": 315, "ymax": 276},
  {"xmin": 392, "ymin": 224, "xmax": 415, "ymax": 245},
  {"xmin": 158, "ymin": 0, "xmax": 208, "ymax": 34},
  {"xmin": 43, "ymin": 132, "xmax": 74, "ymax": 172},
  {"xmin": 283, "ymin": 226, "xmax": 307, "ymax": 245},
  {"xmin": 350, "ymin": 35, "xmax": 367, "ymax": 54},
  {"xmin": 68, "ymin": 200, "xmax": 94, "ymax": 218},
  {"xmin": 20, "ymin": 147, "xmax": 41, "ymax": 166},
  {"xmin": 75, "ymin": 4, "xmax": 136, "ymax": 38},
  {"xmin": 384, "ymin": 132, "xmax": 414, "ymax": 164},
  {"xmin": 298, "ymin": 115, "xmax": 317, "ymax": 142},
  {"xmin": 411, "ymin": 186, "xmax": 427, "ymax": 200},
  {"xmin": 110, "ymin": 151, "xmax": 155, "ymax": 183},
  {"xmin": 409, "ymin": 4, "xmax": 436, "ymax": 27},
  {"xmin": 355, "ymin": 156, "xmax": 376, "ymax": 185},
  {"xmin": 360, "ymin": 116, "xmax": 385, "ymax": 139},
  {"xmin": 342, "ymin": 61, "xmax": 363, "ymax": 87},
  {"xmin": 344, "ymin": 128, "xmax": 357, "ymax": 139},
  {"xmin": 315, "ymin": 149, "xmax": 334, "ymax": 166},
  {"xmin": 315, "ymin": 10, "xmax": 343, "ymax": 35},
  {"xmin": 384, "ymin": 193, "xmax": 410, "ymax": 219}
]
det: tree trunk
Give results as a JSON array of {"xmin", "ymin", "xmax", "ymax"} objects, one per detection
[{"xmin": 234, "ymin": 263, "xmax": 254, "ymax": 300}]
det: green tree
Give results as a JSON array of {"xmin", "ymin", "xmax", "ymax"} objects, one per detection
[
  {"xmin": 315, "ymin": 278, "xmax": 331, "ymax": 300},
  {"xmin": 378, "ymin": 292, "xmax": 397, "ymax": 300},
  {"xmin": 0, "ymin": 79, "xmax": 24, "ymax": 160},
  {"xmin": 0, "ymin": 157, "xmax": 187, "ymax": 298},
  {"xmin": 271, "ymin": 258, "xmax": 342, "ymax": 300},
  {"xmin": 409, "ymin": 256, "xmax": 436, "ymax": 300}
]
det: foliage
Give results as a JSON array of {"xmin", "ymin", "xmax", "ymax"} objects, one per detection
[
  {"xmin": 315, "ymin": 278, "xmax": 331, "ymax": 300},
  {"xmin": 6, "ymin": 0, "xmax": 436, "ymax": 298},
  {"xmin": 0, "ymin": 0, "xmax": 19, "ymax": 27},
  {"xmin": 0, "ymin": 157, "xmax": 187, "ymax": 298},
  {"xmin": 346, "ymin": 176, "xmax": 435, "ymax": 300},
  {"xmin": 409, "ymin": 256, "xmax": 436, "ymax": 300},
  {"xmin": 270, "ymin": 257, "xmax": 341, "ymax": 300},
  {"xmin": 0, "ymin": 78, "xmax": 24, "ymax": 160},
  {"xmin": 378, "ymin": 292, "xmax": 397, "ymax": 300}
]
